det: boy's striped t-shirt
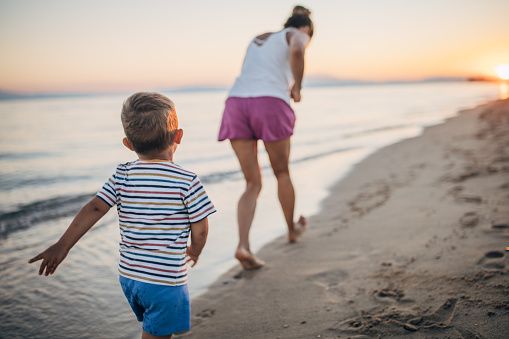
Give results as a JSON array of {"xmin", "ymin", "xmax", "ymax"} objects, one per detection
[{"xmin": 96, "ymin": 159, "xmax": 215, "ymax": 286}]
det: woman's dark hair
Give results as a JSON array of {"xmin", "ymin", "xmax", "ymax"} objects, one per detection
[{"xmin": 283, "ymin": 5, "xmax": 314, "ymax": 38}]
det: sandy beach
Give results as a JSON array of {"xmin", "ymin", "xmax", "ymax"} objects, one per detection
[{"xmin": 178, "ymin": 98, "xmax": 509, "ymax": 339}]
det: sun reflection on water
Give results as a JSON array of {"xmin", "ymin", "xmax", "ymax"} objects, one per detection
[{"xmin": 500, "ymin": 82, "xmax": 509, "ymax": 100}]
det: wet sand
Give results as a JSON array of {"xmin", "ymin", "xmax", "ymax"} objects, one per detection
[{"xmin": 178, "ymin": 98, "xmax": 509, "ymax": 338}]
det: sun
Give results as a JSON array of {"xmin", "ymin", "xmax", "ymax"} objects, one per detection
[{"xmin": 494, "ymin": 64, "xmax": 509, "ymax": 80}]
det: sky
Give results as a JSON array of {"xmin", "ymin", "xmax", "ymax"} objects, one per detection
[{"xmin": 0, "ymin": 0, "xmax": 508, "ymax": 94}]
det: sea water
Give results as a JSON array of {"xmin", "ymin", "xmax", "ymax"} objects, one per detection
[{"xmin": 0, "ymin": 82, "xmax": 502, "ymax": 338}]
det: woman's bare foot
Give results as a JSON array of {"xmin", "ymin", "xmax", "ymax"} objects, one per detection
[
  {"xmin": 235, "ymin": 247, "xmax": 265, "ymax": 270},
  {"xmin": 288, "ymin": 215, "xmax": 308, "ymax": 243}
]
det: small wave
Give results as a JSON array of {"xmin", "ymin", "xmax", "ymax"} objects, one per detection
[
  {"xmin": 0, "ymin": 193, "xmax": 95, "ymax": 238},
  {"xmin": 292, "ymin": 146, "xmax": 358, "ymax": 164},
  {"xmin": 0, "ymin": 152, "xmax": 53, "ymax": 160},
  {"xmin": 181, "ymin": 153, "xmax": 233, "ymax": 165},
  {"xmin": 344, "ymin": 124, "xmax": 415, "ymax": 138},
  {"xmin": 199, "ymin": 146, "xmax": 359, "ymax": 184},
  {"xmin": 200, "ymin": 169, "xmax": 243, "ymax": 184},
  {"xmin": 0, "ymin": 174, "xmax": 92, "ymax": 192},
  {"xmin": 0, "ymin": 146, "xmax": 358, "ymax": 237}
]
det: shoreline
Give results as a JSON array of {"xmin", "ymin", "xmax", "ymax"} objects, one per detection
[{"xmin": 178, "ymin": 98, "xmax": 509, "ymax": 338}]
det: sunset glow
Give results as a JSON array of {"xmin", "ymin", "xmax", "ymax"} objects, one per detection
[
  {"xmin": 495, "ymin": 64, "xmax": 509, "ymax": 80},
  {"xmin": 0, "ymin": 1, "xmax": 508, "ymax": 94}
]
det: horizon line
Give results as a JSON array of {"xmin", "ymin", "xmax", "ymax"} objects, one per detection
[{"xmin": 0, "ymin": 76, "xmax": 502, "ymax": 101}]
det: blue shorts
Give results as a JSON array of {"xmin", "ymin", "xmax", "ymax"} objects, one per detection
[{"xmin": 119, "ymin": 276, "xmax": 190, "ymax": 336}]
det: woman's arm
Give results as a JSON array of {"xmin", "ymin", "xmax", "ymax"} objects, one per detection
[{"xmin": 288, "ymin": 30, "xmax": 310, "ymax": 102}]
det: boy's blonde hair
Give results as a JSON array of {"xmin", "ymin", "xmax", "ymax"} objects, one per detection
[{"xmin": 121, "ymin": 92, "xmax": 179, "ymax": 155}]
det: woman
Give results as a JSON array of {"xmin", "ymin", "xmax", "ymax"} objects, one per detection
[{"xmin": 218, "ymin": 6, "xmax": 313, "ymax": 270}]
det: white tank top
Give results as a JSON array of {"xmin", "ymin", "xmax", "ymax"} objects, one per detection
[{"xmin": 227, "ymin": 28, "xmax": 296, "ymax": 104}]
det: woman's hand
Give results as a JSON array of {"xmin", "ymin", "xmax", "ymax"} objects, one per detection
[{"xmin": 290, "ymin": 85, "xmax": 302, "ymax": 102}]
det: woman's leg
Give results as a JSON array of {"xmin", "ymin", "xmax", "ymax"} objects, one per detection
[
  {"xmin": 230, "ymin": 139, "xmax": 265, "ymax": 269},
  {"xmin": 263, "ymin": 138, "xmax": 308, "ymax": 242}
]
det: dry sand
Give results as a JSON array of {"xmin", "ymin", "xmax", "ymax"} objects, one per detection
[{"xmin": 178, "ymin": 98, "xmax": 509, "ymax": 339}]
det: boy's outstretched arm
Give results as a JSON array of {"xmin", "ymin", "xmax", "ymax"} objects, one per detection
[
  {"xmin": 28, "ymin": 197, "xmax": 110, "ymax": 276},
  {"xmin": 185, "ymin": 218, "xmax": 209, "ymax": 267}
]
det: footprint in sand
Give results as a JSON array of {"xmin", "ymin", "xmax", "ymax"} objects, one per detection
[
  {"xmin": 373, "ymin": 286, "xmax": 405, "ymax": 302},
  {"xmin": 456, "ymin": 328, "xmax": 484, "ymax": 339},
  {"xmin": 492, "ymin": 223, "xmax": 509, "ymax": 230},
  {"xmin": 483, "ymin": 223, "xmax": 509, "ymax": 237},
  {"xmin": 196, "ymin": 308, "xmax": 215, "ymax": 318},
  {"xmin": 455, "ymin": 194, "xmax": 483, "ymax": 204},
  {"xmin": 349, "ymin": 181, "xmax": 390, "ymax": 216},
  {"xmin": 459, "ymin": 212, "xmax": 479, "ymax": 227},
  {"xmin": 408, "ymin": 297, "xmax": 458, "ymax": 328},
  {"xmin": 308, "ymin": 269, "xmax": 348, "ymax": 302},
  {"xmin": 448, "ymin": 185, "xmax": 464, "ymax": 196},
  {"xmin": 309, "ymin": 269, "xmax": 348, "ymax": 286},
  {"xmin": 331, "ymin": 297, "xmax": 458, "ymax": 336},
  {"xmin": 477, "ymin": 251, "xmax": 506, "ymax": 270}
]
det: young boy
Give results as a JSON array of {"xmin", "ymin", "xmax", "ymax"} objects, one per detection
[{"xmin": 29, "ymin": 92, "xmax": 216, "ymax": 339}]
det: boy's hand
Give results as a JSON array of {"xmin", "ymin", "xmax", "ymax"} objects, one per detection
[
  {"xmin": 185, "ymin": 246, "xmax": 200, "ymax": 268},
  {"xmin": 186, "ymin": 218, "xmax": 209, "ymax": 268},
  {"xmin": 28, "ymin": 242, "xmax": 69, "ymax": 276},
  {"xmin": 28, "ymin": 197, "xmax": 110, "ymax": 277}
]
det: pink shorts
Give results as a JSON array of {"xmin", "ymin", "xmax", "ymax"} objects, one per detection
[{"xmin": 217, "ymin": 96, "xmax": 296, "ymax": 142}]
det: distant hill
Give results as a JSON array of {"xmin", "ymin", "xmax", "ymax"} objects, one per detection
[
  {"xmin": 160, "ymin": 86, "xmax": 228, "ymax": 93},
  {"xmin": 0, "ymin": 77, "xmax": 477, "ymax": 101},
  {"xmin": 0, "ymin": 90, "xmax": 101, "ymax": 101},
  {"xmin": 0, "ymin": 87, "xmax": 229, "ymax": 101},
  {"xmin": 303, "ymin": 76, "xmax": 469, "ymax": 87},
  {"xmin": 0, "ymin": 91, "xmax": 33, "ymax": 100}
]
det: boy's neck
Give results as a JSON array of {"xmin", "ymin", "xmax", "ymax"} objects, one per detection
[{"xmin": 137, "ymin": 147, "xmax": 176, "ymax": 162}]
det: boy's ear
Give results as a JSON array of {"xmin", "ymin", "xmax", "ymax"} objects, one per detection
[
  {"xmin": 174, "ymin": 129, "xmax": 183, "ymax": 145},
  {"xmin": 123, "ymin": 137, "xmax": 134, "ymax": 151}
]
